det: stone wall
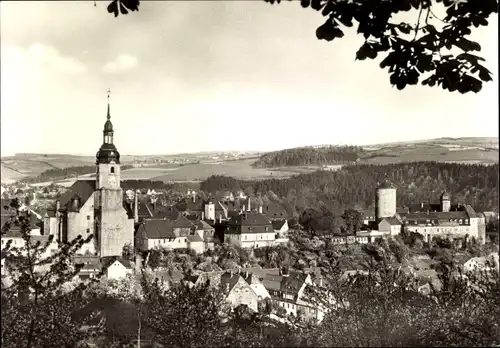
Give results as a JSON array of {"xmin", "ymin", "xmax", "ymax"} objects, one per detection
[
  {"xmin": 67, "ymin": 193, "xmax": 96, "ymax": 253},
  {"xmin": 97, "ymin": 188, "xmax": 134, "ymax": 257}
]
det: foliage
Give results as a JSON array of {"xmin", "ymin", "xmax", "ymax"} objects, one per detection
[
  {"xmin": 304, "ymin": 245, "xmax": 500, "ymax": 347},
  {"xmin": 1, "ymin": 206, "xmax": 96, "ymax": 348},
  {"xmin": 143, "ymin": 281, "xmax": 229, "ymax": 347},
  {"xmin": 252, "ymin": 146, "xmax": 364, "ymax": 168},
  {"xmin": 105, "ymin": 0, "xmax": 497, "ymax": 94},
  {"xmin": 266, "ymin": 0, "xmax": 497, "ymax": 94},
  {"xmin": 201, "ymin": 162, "xmax": 500, "ymax": 215}
]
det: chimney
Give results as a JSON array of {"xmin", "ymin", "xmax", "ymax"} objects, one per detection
[
  {"xmin": 201, "ymin": 211, "xmax": 205, "ymax": 220},
  {"xmin": 259, "ymin": 206, "xmax": 263, "ymax": 214},
  {"xmin": 247, "ymin": 198, "xmax": 251, "ymax": 212},
  {"xmin": 134, "ymin": 190, "xmax": 139, "ymax": 223},
  {"xmin": 56, "ymin": 200, "xmax": 60, "ymax": 212}
]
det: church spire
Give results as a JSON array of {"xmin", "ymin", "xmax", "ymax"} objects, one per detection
[{"xmin": 107, "ymin": 88, "xmax": 111, "ymax": 120}]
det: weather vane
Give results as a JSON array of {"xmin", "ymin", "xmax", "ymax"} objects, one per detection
[{"xmin": 107, "ymin": 88, "xmax": 111, "ymax": 101}]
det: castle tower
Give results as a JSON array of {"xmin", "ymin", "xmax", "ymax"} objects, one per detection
[
  {"xmin": 375, "ymin": 180, "xmax": 397, "ymax": 223},
  {"xmin": 94, "ymin": 90, "xmax": 134, "ymax": 257},
  {"xmin": 440, "ymin": 191, "xmax": 451, "ymax": 212}
]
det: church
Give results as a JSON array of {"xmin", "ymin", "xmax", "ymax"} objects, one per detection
[{"xmin": 44, "ymin": 94, "xmax": 134, "ymax": 257}]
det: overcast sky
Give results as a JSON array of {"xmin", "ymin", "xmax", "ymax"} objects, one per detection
[{"xmin": 1, "ymin": 1, "xmax": 498, "ymax": 156}]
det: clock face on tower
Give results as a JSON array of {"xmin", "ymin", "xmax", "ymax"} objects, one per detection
[{"xmin": 108, "ymin": 177, "xmax": 116, "ymax": 186}]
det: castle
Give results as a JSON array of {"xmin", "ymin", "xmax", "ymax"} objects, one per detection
[
  {"xmin": 371, "ymin": 181, "xmax": 486, "ymax": 244},
  {"xmin": 43, "ymin": 93, "xmax": 134, "ymax": 257}
]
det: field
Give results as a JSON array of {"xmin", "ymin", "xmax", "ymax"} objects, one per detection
[
  {"xmin": 359, "ymin": 137, "xmax": 498, "ymax": 165},
  {"xmin": 145, "ymin": 159, "xmax": 310, "ymax": 182},
  {"xmin": 1, "ymin": 137, "xmax": 497, "ymax": 184}
]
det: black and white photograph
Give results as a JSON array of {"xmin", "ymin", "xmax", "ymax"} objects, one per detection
[{"xmin": 1, "ymin": 1, "xmax": 499, "ymax": 347}]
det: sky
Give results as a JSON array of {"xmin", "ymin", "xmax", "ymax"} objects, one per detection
[{"xmin": 1, "ymin": 1, "xmax": 498, "ymax": 156}]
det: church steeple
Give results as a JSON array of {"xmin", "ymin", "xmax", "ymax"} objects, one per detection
[
  {"xmin": 96, "ymin": 89, "xmax": 120, "ymax": 165},
  {"xmin": 103, "ymin": 89, "xmax": 114, "ymax": 136}
]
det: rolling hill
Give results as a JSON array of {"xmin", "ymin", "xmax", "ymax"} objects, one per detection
[{"xmin": 1, "ymin": 137, "xmax": 497, "ymax": 184}]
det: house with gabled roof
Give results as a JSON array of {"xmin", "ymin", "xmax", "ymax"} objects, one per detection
[
  {"xmin": 378, "ymin": 216, "xmax": 402, "ymax": 235},
  {"xmin": 191, "ymin": 270, "xmax": 263, "ymax": 313},
  {"xmin": 224, "ymin": 212, "xmax": 275, "ymax": 249},
  {"xmin": 262, "ymin": 270, "xmax": 325, "ymax": 322},
  {"xmin": 220, "ymin": 272, "xmax": 260, "ymax": 313},
  {"xmin": 194, "ymin": 219, "xmax": 216, "ymax": 251},
  {"xmin": 272, "ymin": 219, "xmax": 289, "ymax": 235},
  {"xmin": 102, "ymin": 256, "xmax": 133, "ymax": 280},
  {"xmin": 135, "ymin": 211, "xmax": 194, "ymax": 251}
]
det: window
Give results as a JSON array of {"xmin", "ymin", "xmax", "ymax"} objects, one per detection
[
  {"xmin": 86, "ymin": 228, "xmax": 90, "ymax": 233},
  {"xmin": 265, "ymin": 226, "xmax": 268, "ymax": 231},
  {"xmin": 244, "ymin": 235, "xmax": 247, "ymax": 240},
  {"xmin": 87, "ymin": 215, "xmax": 90, "ymax": 220}
]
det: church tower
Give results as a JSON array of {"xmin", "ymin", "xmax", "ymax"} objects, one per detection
[
  {"xmin": 96, "ymin": 91, "xmax": 121, "ymax": 190},
  {"xmin": 94, "ymin": 90, "xmax": 134, "ymax": 257}
]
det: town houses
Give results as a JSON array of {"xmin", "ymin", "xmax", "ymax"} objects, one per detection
[{"xmin": 1, "ymin": 94, "xmax": 496, "ymax": 327}]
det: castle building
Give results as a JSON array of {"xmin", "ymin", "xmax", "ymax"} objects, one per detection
[
  {"xmin": 44, "ymin": 92, "xmax": 134, "ymax": 257},
  {"xmin": 369, "ymin": 182, "xmax": 486, "ymax": 244}
]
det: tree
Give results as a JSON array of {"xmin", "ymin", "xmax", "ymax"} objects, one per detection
[
  {"xmin": 104, "ymin": 0, "xmax": 496, "ymax": 94},
  {"xmin": 143, "ymin": 281, "xmax": 229, "ymax": 347},
  {"xmin": 122, "ymin": 243, "xmax": 135, "ymax": 261},
  {"xmin": 342, "ymin": 209, "xmax": 363, "ymax": 234},
  {"xmin": 1, "ymin": 208, "xmax": 95, "ymax": 348}
]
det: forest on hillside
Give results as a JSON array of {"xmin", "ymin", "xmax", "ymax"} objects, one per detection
[
  {"xmin": 252, "ymin": 146, "xmax": 364, "ymax": 168},
  {"xmin": 201, "ymin": 162, "xmax": 500, "ymax": 215}
]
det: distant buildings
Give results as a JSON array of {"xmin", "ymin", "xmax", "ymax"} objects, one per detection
[{"xmin": 358, "ymin": 182, "xmax": 486, "ymax": 244}]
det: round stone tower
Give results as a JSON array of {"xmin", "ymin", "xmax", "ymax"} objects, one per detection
[{"xmin": 375, "ymin": 180, "xmax": 397, "ymax": 222}]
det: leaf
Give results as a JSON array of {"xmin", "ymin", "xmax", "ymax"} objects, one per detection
[
  {"xmin": 410, "ymin": 0, "xmax": 420, "ymax": 9},
  {"xmin": 119, "ymin": 2, "xmax": 129, "ymax": 15},
  {"xmin": 107, "ymin": 0, "xmax": 119, "ymax": 17},
  {"xmin": 397, "ymin": 23, "xmax": 412, "ymax": 35},
  {"xmin": 476, "ymin": 65, "xmax": 493, "ymax": 82},
  {"xmin": 455, "ymin": 38, "xmax": 482, "ymax": 52},
  {"xmin": 316, "ymin": 20, "xmax": 343, "ymax": 42}
]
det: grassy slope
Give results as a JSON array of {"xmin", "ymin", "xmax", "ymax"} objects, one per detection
[{"xmin": 2, "ymin": 137, "xmax": 497, "ymax": 183}]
